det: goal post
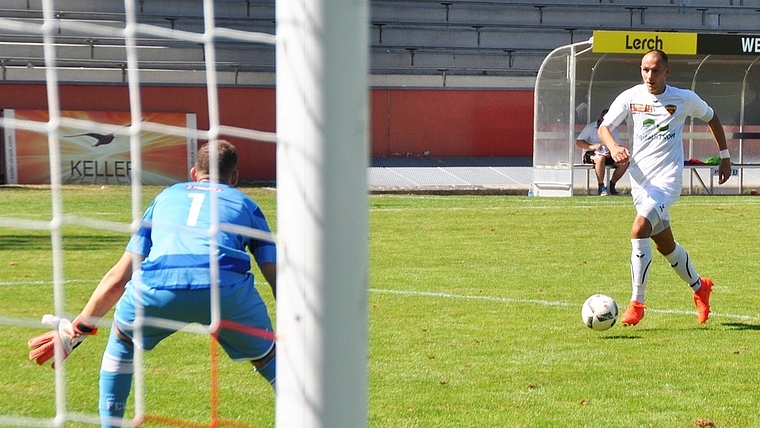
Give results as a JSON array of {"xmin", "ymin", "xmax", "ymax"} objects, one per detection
[{"xmin": 275, "ymin": 0, "xmax": 370, "ymax": 426}]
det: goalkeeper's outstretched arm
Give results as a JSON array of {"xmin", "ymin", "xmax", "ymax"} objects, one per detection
[
  {"xmin": 80, "ymin": 251, "xmax": 141, "ymax": 323},
  {"xmin": 28, "ymin": 251, "xmax": 141, "ymax": 367}
]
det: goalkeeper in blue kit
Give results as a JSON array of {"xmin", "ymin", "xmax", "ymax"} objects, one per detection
[{"xmin": 28, "ymin": 140, "xmax": 277, "ymax": 427}]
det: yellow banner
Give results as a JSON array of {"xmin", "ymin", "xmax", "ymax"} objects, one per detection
[{"xmin": 592, "ymin": 30, "xmax": 697, "ymax": 55}]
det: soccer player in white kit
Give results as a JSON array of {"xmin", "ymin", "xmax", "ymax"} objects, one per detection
[{"xmin": 598, "ymin": 49, "xmax": 732, "ymax": 326}]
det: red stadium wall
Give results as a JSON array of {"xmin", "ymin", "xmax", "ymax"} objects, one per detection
[
  {"xmin": 371, "ymin": 89, "xmax": 533, "ymax": 158},
  {"xmin": 0, "ymin": 83, "xmax": 534, "ymax": 183},
  {"xmin": 0, "ymin": 83, "xmax": 277, "ymax": 183}
]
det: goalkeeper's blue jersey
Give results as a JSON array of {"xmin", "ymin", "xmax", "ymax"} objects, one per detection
[{"xmin": 126, "ymin": 181, "xmax": 276, "ymax": 290}]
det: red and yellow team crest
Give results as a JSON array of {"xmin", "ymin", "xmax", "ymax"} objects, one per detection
[{"xmin": 665, "ymin": 104, "xmax": 677, "ymax": 115}]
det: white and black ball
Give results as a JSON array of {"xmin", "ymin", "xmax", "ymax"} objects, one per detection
[{"xmin": 581, "ymin": 294, "xmax": 618, "ymax": 331}]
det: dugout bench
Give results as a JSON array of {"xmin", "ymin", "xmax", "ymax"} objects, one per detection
[{"xmin": 573, "ymin": 132, "xmax": 760, "ymax": 195}]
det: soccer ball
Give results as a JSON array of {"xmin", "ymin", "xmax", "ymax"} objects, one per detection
[{"xmin": 581, "ymin": 294, "xmax": 618, "ymax": 331}]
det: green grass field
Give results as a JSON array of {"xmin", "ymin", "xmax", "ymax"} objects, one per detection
[{"xmin": 2, "ymin": 186, "xmax": 760, "ymax": 427}]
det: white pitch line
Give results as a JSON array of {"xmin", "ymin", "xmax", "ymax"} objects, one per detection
[
  {"xmin": 372, "ymin": 288, "xmax": 572, "ymax": 306},
  {"xmin": 4, "ymin": 281, "xmax": 755, "ymax": 321},
  {"xmin": 370, "ymin": 288, "xmax": 759, "ymax": 321}
]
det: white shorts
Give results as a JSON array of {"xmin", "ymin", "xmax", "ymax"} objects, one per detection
[{"xmin": 630, "ymin": 181, "xmax": 680, "ymax": 235}]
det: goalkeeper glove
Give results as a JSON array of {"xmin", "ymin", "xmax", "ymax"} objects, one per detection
[{"xmin": 28, "ymin": 314, "xmax": 98, "ymax": 368}]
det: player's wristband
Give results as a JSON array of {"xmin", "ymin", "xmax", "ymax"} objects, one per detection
[
  {"xmin": 72, "ymin": 315, "xmax": 98, "ymax": 335},
  {"xmin": 719, "ymin": 149, "xmax": 730, "ymax": 159}
]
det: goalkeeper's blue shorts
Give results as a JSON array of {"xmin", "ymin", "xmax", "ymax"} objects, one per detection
[{"xmin": 113, "ymin": 275, "xmax": 275, "ymax": 362}]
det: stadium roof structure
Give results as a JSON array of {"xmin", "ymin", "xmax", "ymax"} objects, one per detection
[{"xmin": 532, "ymin": 30, "xmax": 760, "ymax": 196}]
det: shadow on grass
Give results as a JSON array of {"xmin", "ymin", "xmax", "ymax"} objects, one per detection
[
  {"xmin": 0, "ymin": 235, "xmax": 52, "ymax": 250},
  {"xmin": 621, "ymin": 322, "xmax": 760, "ymax": 333},
  {"xmin": 600, "ymin": 334, "xmax": 642, "ymax": 339},
  {"xmin": 722, "ymin": 322, "xmax": 760, "ymax": 331},
  {"xmin": 0, "ymin": 234, "xmax": 125, "ymax": 251},
  {"xmin": 0, "ymin": 185, "xmax": 52, "ymax": 191}
]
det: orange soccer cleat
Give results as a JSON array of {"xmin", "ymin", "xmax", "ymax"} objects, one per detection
[
  {"xmin": 621, "ymin": 301, "xmax": 646, "ymax": 326},
  {"xmin": 693, "ymin": 277, "xmax": 713, "ymax": 324}
]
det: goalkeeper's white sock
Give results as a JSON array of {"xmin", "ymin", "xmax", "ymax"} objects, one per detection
[
  {"xmin": 255, "ymin": 356, "xmax": 276, "ymax": 390},
  {"xmin": 630, "ymin": 238, "xmax": 652, "ymax": 303},
  {"xmin": 664, "ymin": 242, "xmax": 701, "ymax": 290},
  {"xmin": 99, "ymin": 331, "xmax": 134, "ymax": 428}
]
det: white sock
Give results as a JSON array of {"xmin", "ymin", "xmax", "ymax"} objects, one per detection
[
  {"xmin": 663, "ymin": 243, "xmax": 701, "ymax": 291},
  {"xmin": 630, "ymin": 238, "xmax": 652, "ymax": 303}
]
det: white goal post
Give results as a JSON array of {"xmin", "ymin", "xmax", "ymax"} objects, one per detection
[{"xmin": 276, "ymin": 0, "xmax": 370, "ymax": 426}]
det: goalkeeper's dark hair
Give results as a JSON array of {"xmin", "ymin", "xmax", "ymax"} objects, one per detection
[{"xmin": 196, "ymin": 140, "xmax": 238, "ymax": 183}]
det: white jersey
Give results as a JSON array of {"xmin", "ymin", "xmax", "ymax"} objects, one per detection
[
  {"xmin": 601, "ymin": 84, "xmax": 713, "ymax": 189},
  {"xmin": 576, "ymin": 121, "xmax": 621, "ymax": 156}
]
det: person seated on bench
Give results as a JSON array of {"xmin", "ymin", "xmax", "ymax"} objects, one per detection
[{"xmin": 576, "ymin": 109, "xmax": 629, "ymax": 195}]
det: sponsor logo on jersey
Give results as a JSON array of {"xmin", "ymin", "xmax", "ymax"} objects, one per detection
[
  {"xmin": 638, "ymin": 118, "xmax": 674, "ymax": 141},
  {"xmin": 186, "ymin": 183, "xmax": 224, "ymax": 192},
  {"xmin": 665, "ymin": 104, "xmax": 677, "ymax": 115},
  {"xmin": 642, "ymin": 119, "xmax": 669, "ymax": 132},
  {"xmin": 639, "ymin": 132, "xmax": 676, "ymax": 142},
  {"xmin": 630, "ymin": 103, "xmax": 653, "ymax": 113}
]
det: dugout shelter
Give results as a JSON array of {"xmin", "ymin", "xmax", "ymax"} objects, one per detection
[{"xmin": 532, "ymin": 30, "xmax": 760, "ymax": 196}]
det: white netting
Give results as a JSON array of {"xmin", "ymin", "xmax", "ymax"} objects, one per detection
[{"xmin": 0, "ymin": 0, "xmax": 276, "ymax": 426}]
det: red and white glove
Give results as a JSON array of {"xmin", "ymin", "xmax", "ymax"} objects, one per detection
[{"xmin": 28, "ymin": 314, "xmax": 98, "ymax": 368}]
